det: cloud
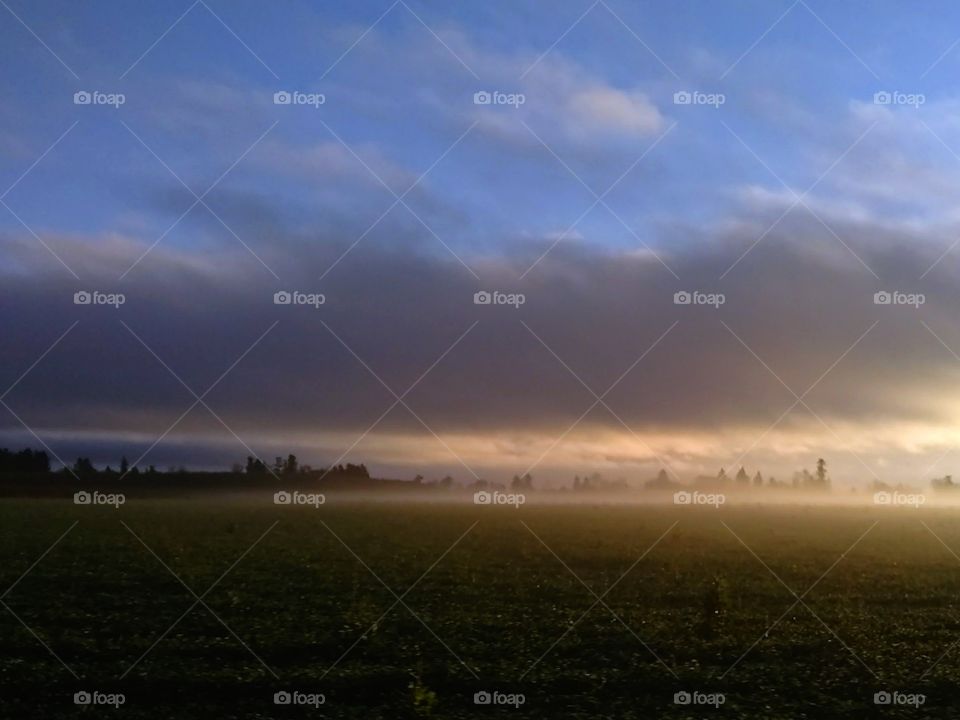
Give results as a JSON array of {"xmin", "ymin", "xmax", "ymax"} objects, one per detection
[
  {"xmin": 350, "ymin": 23, "xmax": 672, "ymax": 153},
  {"xmin": 565, "ymin": 86, "xmax": 663, "ymax": 136},
  {"xmin": 3, "ymin": 192, "xmax": 960, "ymax": 483}
]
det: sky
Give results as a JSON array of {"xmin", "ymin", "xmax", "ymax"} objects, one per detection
[{"xmin": 4, "ymin": 0, "xmax": 960, "ymax": 486}]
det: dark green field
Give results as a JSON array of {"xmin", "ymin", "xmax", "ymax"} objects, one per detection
[{"xmin": 1, "ymin": 499, "xmax": 958, "ymax": 718}]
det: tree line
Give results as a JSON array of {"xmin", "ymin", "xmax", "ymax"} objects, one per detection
[{"xmin": 0, "ymin": 448, "xmax": 369, "ymax": 481}]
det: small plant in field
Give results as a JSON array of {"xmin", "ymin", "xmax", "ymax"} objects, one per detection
[{"xmin": 409, "ymin": 665, "xmax": 438, "ymax": 717}]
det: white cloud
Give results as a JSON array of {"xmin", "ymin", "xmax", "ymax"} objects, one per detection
[{"xmin": 566, "ymin": 86, "xmax": 664, "ymax": 136}]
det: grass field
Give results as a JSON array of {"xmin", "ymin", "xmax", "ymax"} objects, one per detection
[{"xmin": 1, "ymin": 498, "xmax": 959, "ymax": 718}]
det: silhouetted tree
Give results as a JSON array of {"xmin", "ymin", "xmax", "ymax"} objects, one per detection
[
  {"xmin": 245, "ymin": 456, "xmax": 267, "ymax": 475},
  {"xmin": 816, "ymin": 458, "xmax": 828, "ymax": 487},
  {"xmin": 753, "ymin": 471, "xmax": 763, "ymax": 487},
  {"xmin": 0, "ymin": 448, "xmax": 50, "ymax": 474},
  {"xmin": 794, "ymin": 468, "xmax": 815, "ymax": 487},
  {"xmin": 933, "ymin": 474, "xmax": 956, "ymax": 490},
  {"xmin": 73, "ymin": 457, "xmax": 96, "ymax": 479},
  {"xmin": 510, "ymin": 474, "xmax": 533, "ymax": 490},
  {"xmin": 736, "ymin": 467, "xmax": 749, "ymax": 485}
]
